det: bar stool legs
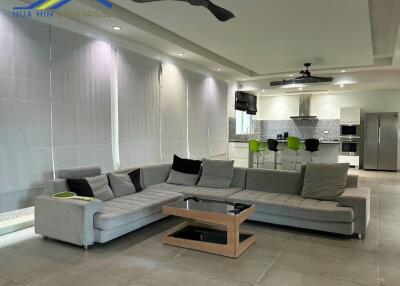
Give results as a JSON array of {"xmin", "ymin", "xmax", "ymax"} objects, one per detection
[
  {"xmin": 293, "ymin": 151, "xmax": 300, "ymax": 170},
  {"xmin": 272, "ymin": 151, "xmax": 278, "ymax": 170}
]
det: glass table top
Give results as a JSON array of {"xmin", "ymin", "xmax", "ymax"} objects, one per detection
[{"xmin": 165, "ymin": 197, "xmax": 252, "ymax": 216}]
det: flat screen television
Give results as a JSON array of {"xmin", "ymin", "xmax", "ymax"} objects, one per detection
[{"xmin": 235, "ymin": 91, "xmax": 257, "ymax": 115}]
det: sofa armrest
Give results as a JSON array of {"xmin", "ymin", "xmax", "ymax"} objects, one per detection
[
  {"xmin": 35, "ymin": 195, "xmax": 104, "ymax": 247},
  {"xmin": 337, "ymin": 187, "xmax": 370, "ymax": 236}
]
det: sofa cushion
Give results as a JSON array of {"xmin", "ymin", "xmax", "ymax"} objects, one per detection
[
  {"xmin": 167, "ymin": 155, "xmax": 202, "ymax": 186},
  {"xmin": 167, "ymin": 170, "xmax": 200, "ymax": 186},
  {"xmin": 66, "ymin": 174, "xmax": 114, "ymax": 201},
  {"xmin": 148, "ymin": 183, "xmax": 242, "ymax": 202},
  {"xmin": 94, "ymin": 189, "xmax": 183, "ymax": 230},
  {"xmin": 146, "ymin": 182, "xmax": 195, "ymax": 193},
  {"xmin": 228, "ymin": 190, "xmax": 354, "ymax": 223},
  {"xmin": 246, "ymin": 169, "xmax": 304, "ymax": 195},
  {"xmin": 197, "ymin": 159, "xmax": 234, "ymax": 189},
  {"xmin": 178, "ymin": 186, "xmax": 242, "ymax": 202},
  {"xmin": 108, "ymin": 173, "xmax": 135, "ymax": 197},
  {"xmin": 301, "ymin": 163, "xmax": 349, "ymax": 201}
]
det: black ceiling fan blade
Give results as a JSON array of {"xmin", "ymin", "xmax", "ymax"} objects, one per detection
[
  {"xmin": 130, "ymin": 0, "xmax": 235, "ymax": 22},
  {"xmin": 205, "ymin": 0, "xmax": 235, "ymax": 22},
  {"xmin": 309, "ymin": 75, "xmax": 334, "ymax": 81},
  {"xmin": 130, "ymin": 0, "xmax": 167, "ymax": 2}
]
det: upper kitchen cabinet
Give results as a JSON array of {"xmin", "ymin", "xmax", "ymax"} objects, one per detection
[{"xmin": 340, "ymin": 107, "xmax": 362, "ymax": 125}]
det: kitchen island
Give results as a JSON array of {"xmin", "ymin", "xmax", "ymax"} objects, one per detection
[{"xmin": 229, "ymin": 140, "xmax": 340, "ymax": 170}]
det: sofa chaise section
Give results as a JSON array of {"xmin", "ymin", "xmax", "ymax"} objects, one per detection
[
  {"xmin": 93, "ymin": 189, "xmax": 183, "ymax": 242},
  {"xmin": 35, "ymin": 164, "xmax": 183, "ymax": 248},
  {"xmin": 227, "ymin": 168, "xmax": 369, "ymax": 237}
]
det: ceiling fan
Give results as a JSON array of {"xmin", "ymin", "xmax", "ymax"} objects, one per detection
[
  {"xmin": 130, "ymin": 0, "xmax": 235, "ymax": 22},
  {"xmin": 270, "ymin": 63, "xmax": 334, "ymax": 86}
]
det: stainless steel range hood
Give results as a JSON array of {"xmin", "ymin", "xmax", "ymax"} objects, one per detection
[{"xmin": 290, "ymin": 95, "xmax": 317, "ymax": 120}]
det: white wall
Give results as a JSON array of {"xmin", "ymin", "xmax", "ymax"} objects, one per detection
[{"xmin": 227, "ymin": 81, "xmax": 238, "ymax": 118}]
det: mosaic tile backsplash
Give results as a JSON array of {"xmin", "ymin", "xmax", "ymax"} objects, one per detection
[{"xmin": 229, "ymin": 118, "xmax": 340, "ymax": 142}]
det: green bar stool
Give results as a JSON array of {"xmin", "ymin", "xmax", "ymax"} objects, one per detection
[
  {"xmin": 287, "ymin": 136, "xmax": 301, "ymax": 170},
  {"xmin": 249, "ymin": 140, "xmax": 266, "ymax": 168}
]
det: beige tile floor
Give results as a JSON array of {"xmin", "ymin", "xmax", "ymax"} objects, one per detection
[{"xmin": 0, "ymin": 170, "xmax": 399, "ymax": 286}]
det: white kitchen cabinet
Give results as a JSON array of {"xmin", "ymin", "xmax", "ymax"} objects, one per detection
[
  {"xmin": 340, "ymin": 107, "xmax": 361, "ymax": 125},
  {"xmin": 338, "ymin": 155, "xmax": 360, "ymax": 168},
  {"xmin": 229, "ymin": 142, "xmax": 249, "ymax": 167}
]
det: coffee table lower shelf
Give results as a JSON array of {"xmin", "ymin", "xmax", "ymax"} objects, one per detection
[{"xmin": 163, "ymin": 222, "xmax": 255, "ymax": 258}]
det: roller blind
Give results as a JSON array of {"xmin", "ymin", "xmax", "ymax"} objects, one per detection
[
  {"xmin": 185, "ymin": 70, "xmax": 209, "ymax": 159},
  {"xmin": 160, "ymin": 63, "xmax": 188, "ymax": 162},
  {"xmin": 206, "ymin": 78, "xmax": 228, "ymax": 157},
  {"xmin": 0, "ymin": 11, "xmax": 53, "ymax": 212},
  {"xmin": 51, "ymin": 27, "xmax": 113, "ymax": 172},
  {"xmin": 117, "ymin": 48, "xmax": 161, "ymax": 168}
]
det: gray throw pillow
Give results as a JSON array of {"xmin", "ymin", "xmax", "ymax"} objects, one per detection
[
  {"xmin": 197, "ymin": 159, "xmax": 234, "ymax": 189},
  {"xmin": 167, "ymin": 169, "xmax": 199, "ymax": 186},
  {"xmin": 85, "ymin": 174, "xmax": 115, "ymax": 201},
  {"xmin": 108, "ymin": 173, "xmax": 135, "ymax": 197},
  {"xmin": 301, "ymin": 163, "xmax": 349, "ymax": 201}
]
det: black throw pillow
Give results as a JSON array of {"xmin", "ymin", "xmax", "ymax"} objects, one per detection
[
  {"xmin": 66, "ymin": 179, "xmax": 94, "ymax": 197},
  {"xmin": 128, "ymin": 168, "xmax": 143, "ymax": 192},
  {"xmin": 171, "ymin": 155, "xmax": 202, "ymax": 174}
]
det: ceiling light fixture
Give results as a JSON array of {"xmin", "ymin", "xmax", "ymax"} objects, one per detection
[
  {"xmin": 217, "ymin": 68, "xmax": 222, "ymax": 71},
  {"xmin": 242, "ymin": 79, "xmax": 247, "ymax": 81},
  {"xmin": 298, "ymin": 87, "xmax": 303, "ymax": 91},
  {"xmin": 341, "ymin": 70, "xmax": 346, "ymax": 73},
  {"xmin": 340, "ymin": 84, "xmax": 345, "ymax": 88},
  {"xmin": 112, "ymin": 26, "xmax": 121, "ymax": 31},
  {"xmin": 289, "ymin": 74, "xmax": 293, "ymax": 77},
  {"xmin": 178, "ymin": 53, "xmax": 184, "ymax": 57}
]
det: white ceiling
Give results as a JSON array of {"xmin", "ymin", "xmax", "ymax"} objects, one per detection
[
  {"xmin": 111, "ymin": 0, "xmax": 374, "ymax": 75},
  {"xmin": 12, "ymin": 0, "xmax": 400, "ymax": 80}
]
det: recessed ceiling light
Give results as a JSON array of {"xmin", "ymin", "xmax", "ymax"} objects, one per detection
[
  {"xmin": 289, "ymin": 74, "xmax": 293, "ymax": 77},
  {"xmin": 262, "ymin": 89, "xmax": 265, "ymax": 92},
  {"xmin": 341, "ymin": 70, "xmax": 346, "ymax": 73},
  {"xmin": 112, "ymin": 26, "xmax": 121, "ymax": 31},
  {"xmin": 178, "ymin": 53, "xmax": 184, "ymax": 57},
  {"xmin": 298, "ymin": 87, "xmax": 303, "ymax": 91},
  {"xmin": 242, "ymin": 79, "xmax": 247, "ymax": 81},
  {"xmin": 217, "ymin": 68, "xmax": 222, "ymax": 71},
  {"xmin": 340, "ymin": 84, "xmax": 345, "ymax": 88}
]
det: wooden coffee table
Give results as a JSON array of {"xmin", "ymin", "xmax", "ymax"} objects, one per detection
[{"xmin": 163, "ymin": 197, "xmax": 255, "ymax": 258}]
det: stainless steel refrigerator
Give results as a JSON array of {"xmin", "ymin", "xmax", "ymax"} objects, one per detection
[{"xmin": 364, "ymin": 112, "xmax": 398, "ymax": 171}]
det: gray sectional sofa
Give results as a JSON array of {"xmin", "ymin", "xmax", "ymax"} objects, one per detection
[{"xmin": 35, "ymin": 163, "xmax": 370, "ymax": 249}]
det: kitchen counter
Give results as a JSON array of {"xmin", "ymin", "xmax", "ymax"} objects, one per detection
[
  {"xmin": 229, "ymin": 140, "xmax": 340, "ymax": 144},
  {"xmin": 229, "ymin": 140, "xmax": 340, "ymax": 169}
]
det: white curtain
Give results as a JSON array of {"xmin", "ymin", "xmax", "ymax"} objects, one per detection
[
  {"xmin": 185, "ymin": 70, "xmax": 209, "ymax": 159},
  {"xmin": 160, "ymin": 63, "xmax": 188, "ymax": 162},
  {"xmin": 206, "ymin": 78, "xmax": 228, "ymax": 157},
  {"xmin": 0, "ymin": 11, "xmax": 53, "ymax": 212},
  {"xmin": 117, "ymin": 48, "xmax": 161, "ymax": 168},
  {"xmin": 51, "ymin": 27, "xmax": 113, "ymax": 172}
]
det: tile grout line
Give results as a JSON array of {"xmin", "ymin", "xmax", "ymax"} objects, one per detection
[
  {"xmin": 254, "ymin": 234, "xmax": 295, "ymax": 285},
  {"xmin": 376, "ymin": 178, "xmax": 380, "ymax": 286}
]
